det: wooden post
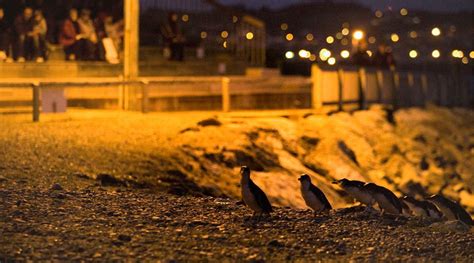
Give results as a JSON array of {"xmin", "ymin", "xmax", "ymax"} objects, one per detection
[
  {"xmin": 124, "ymin": 0, "xmax": 139, "ymax": 80},
  {"xmin": 141, "ymin": 79, "xmax": 149, "ymax": 113},
  {"xmin": 391, "ymin": 69, "xmax": 400, "ymax": 110},
  {"xmin": 32, "ymin": 82, "xmax": 40, "ymax": 122},
  {"xmin": 222, "ymin": 77, "xmax": 230, "ymax": 112},
  {"xmin": 375, "ymin": 70, "xmax": 383, "ymax": 104},
  {"xmin": 311, "ymin": 64, "xmax": 323, "ymax": 110},
  {"xmin": 336, "ymin": 68, "xmax": 344, "ymax": 111},
  {"xmin": 357, "ymin": 67, "xmax": 367, "ymax": 110}
]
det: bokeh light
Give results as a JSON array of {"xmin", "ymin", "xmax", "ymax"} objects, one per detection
[
  {"xmin": 353, "ymin": 30, "xmax": 364, "ymax": 40},
  {"xmin": 409, "ymin": 31, "xmax": 418, "ymax": 39},
  {"xmin": 285, "ymin": 33, "xmax": 294, "ymax": 41},
  {"xmin": 298, "ymin": 49, "xmax": 311, "ymax": 59},
  {"xmin": 409, "ymin": 50, "xmax": 418, "ymax": 58},
  {"xmin": 306, "ymin": 33, "xmax": 314, "ymax": 41},
  {"xmin": 375, "ymin": 10, "xmax": 383, "ymax": 18},
  {"xmin": 221, "ymin": 31, "xmax": 229, "ymax": 39},
  {"xmin": 400, "ymin": 8, "xmax": 408, "ymax": 16},
  {"xmin": 326, "ymin": 36, "xmax": 334, "ymax": 44},
  {"xmin": 246, "ymin": 32, "xmax": 254, "ymax": 40},
  {"xmin": 200, "ymin": 31, "xmax": 207, "ymax": 39},
  {"xmin": 461, "ymin": 57, "xmax": 468, "ymax": 64},
  {"xmin": 285, "ymin": 51, "xmax": 295, "ymax": 59},
  {"xmin": 342, "ymin": 28, "xmax": 350, "ymax": 36},
  {"xmin": 327, "ymin": 57, "xmax": 336, "ymax": 65},
  {"xmin": 319, "ymin": 48, "xmax": 331, "ymax": 61},
  {"xmin": 431, "ymin": 27, "xmax": 441, "ymax": 37},
  {"xmin": 340, "ymin": 50, "xmax": 350, "ymax": 58},
  {"xmin": 281, "ymin": 23, "xmax": 288, "ymax": 31},
  {"xmin": 432, "ymin": 50, "xmax": 440, "ymax": 58},
  {"xmin": 391, "ymin": 33, "xmax": 399, "ymax": 42}
]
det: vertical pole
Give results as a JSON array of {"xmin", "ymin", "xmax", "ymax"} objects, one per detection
[
  {"xmin": 421, "ymin": 73, "xmax": 428, "ymax": 106},
  {"xmin": 375, "ymin": 70, "xmax": 383, "ymax": 104},
  {"xmin": 336, "ymin": 68, "xmax": 344, "ymax": 111},
  {"xmin": 141, "ymin": 79, "xmax": 149, "ymax": 113},
  {"xmin": 32, "ymin": 83, "xmax": 40, "ymax": 122},
  {"xmin": 391, "ymin": 69, "xmax": 400, "ymax": 110},
  {"xmin": 357, "ymin": 67, "xmax": 367, "ymax": 110},
  {"xmin": 222, "ymin": 77, "xmax": 230, "ymax": 112},
  {"xmin": 124, "ymin": 0, "xmax": 139, "ymax": 110},
  {"xmin": 311, "ymin": 64, "xmax": 323, "ymax": 110},
  {"xmin": 407, "ymin": 72, "xmax": 415, "ymax": 107}
]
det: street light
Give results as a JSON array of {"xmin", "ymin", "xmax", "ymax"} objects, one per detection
[
  {"xmin": 286, "ymin": 33, "xmax": 294, "ymax": 41},
  {"xmin": 353, "ymin": 30, "xmax": 364, "ymax": 40},
  {"xmin": 340, "ymin": 50, "xmax": 350, "ymax": 59},
  {"xmin": 298, "ymin": 49, "xmax": 311, "ymax": 59},
  {"xmin": 432, "ymin": 50, "xmax": 440, "ymax": 58},
  {"xmin": 409, "ymin": 50, "xmax": 418, "ymax": 58},
  {"xmin": 431, "ymin": 27, "xmax": 441, "ymax": 37},
  {"xmin": 391, "ymin": 33, "xmax": 399, "ymax": 42},
  {"xmin": 246, "ymin": 32, "xmax": 254, "ymax": 40},
  {"xmin": 328, "ymin": 57, "xmax": 336, "ymax": 65},
  {"xmin": 285, "ymin": 51, "xmax": 295, "ymax": 59}
]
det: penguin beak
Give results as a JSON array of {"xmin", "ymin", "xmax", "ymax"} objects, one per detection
[{"xmin": 298, "ymin": 177, "xmax": 302, "ymax": 181}]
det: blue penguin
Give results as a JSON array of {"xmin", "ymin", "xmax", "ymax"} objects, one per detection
[
  {"xmin": 402, "ymin": 196, "xmax": 442, "ymax": 219},
  {"xmin": 240, "ymin": 166, "xmax": 272, "ymax": 220},
  {"xmin": 363, "ymin": 183, "xmax": 402, "ymax": 215},
  {"xmin": 298, "ymin": 174, "xmax": 332, "ymax": 213},
  {"xmin": 332, "ymin": 178, "xmax": 374, "ymax": 210},
  {"xmin": 427, "ymin": 194, "xmax": 473, "ymax": 225}
]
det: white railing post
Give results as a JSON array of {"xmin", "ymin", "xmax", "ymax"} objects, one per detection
[{"xmin": 222, "ymin": 77, "xmax": 230, "ymax": 112}]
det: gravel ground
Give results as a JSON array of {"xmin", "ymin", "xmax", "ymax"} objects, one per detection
[{"xmin": 1, "ymin": 177, "xmax": 473, "ymax": 262}]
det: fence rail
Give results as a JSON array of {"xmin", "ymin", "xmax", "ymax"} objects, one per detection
[{"xmin": 0, "ymin": 65, "xmax": 472, "ymax": 122}]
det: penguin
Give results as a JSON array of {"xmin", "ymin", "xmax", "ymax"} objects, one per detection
[
  {"xmin": 332, "ymin": 178, "xmax": 374, "ymax": 209},
  {"xmin": 399, "ymin": 197, "xmax": 413, "ymax": 216},
  {"xmin": 298, "ymin": 174, "xmax": 332, "ymax": 213},
  {"xmin": 427, "ymin": 194, "xmax": 473, "ymax": 225},
  {"xmin": 240, "ymin": 166, "xmax": 272, "ymax": 220},
  {"xmin": 401, "ymin": 196, "xmax": 442, "ymax": 219},
  {"xmin": 363, "ymin": 183, "xmax": 402, "ymax": 215}
]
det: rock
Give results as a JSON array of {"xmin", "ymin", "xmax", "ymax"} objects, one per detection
[
  {"xmin": 197, "ymin": 118, "xmax": 221, "ymax": 127},
  {"xmin": 96, "ymin": 174, "xmax": 127, "ymax": 187},
  {"xmin": 118, "ymin": 234, "xmax": 132, "ymax": 242},
  {"xmin": 268, "ymin": 239, "xmax": 283, "ymax": 247},
  {"xmin": 51, "ymin": 183, "xmax": 63, "ymax": 191},
  {"xmin": 429, "ymin": 221, "xmax": 471, "ymax": 233}
]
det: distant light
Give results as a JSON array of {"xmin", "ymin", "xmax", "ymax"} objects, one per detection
[
  {"xmin": 432, "ymin": 50, "xmax": 440, "ymax": 58},
  {"xmin": 306, "ymin": 33, "xmax": 314, "ymax": 41},
  {"xmin": 409, "ymin": 50, "xmax": 418, "ymax": 58},
  {"xmin": 285, "ymin": 33, "xmax": 294, "ymax": 41},
  {"xmin": 431, "ymin": 27, "xmax": 441, "ymax": 37},
  {"xmin": 342, "ymin": 22, "xmax": 350, "ymax": 28},
  {"xmin": 281, "ymin": 23, "xmax": 288, "ymax": 31},
  {"xmin": 366, "ymin": 50, "xmax": 373, "ymax": 57},
  {"xmin": 233, "ymin": 16, "xmax": 238, "ymax": 23},
  {"xmin": 223, "ymin": 41, "xmax": 227, "ymax": 48},
  {"xmin": 309, "ymin": 54, "xmax": 316, "ymax": 61},
  {"xmin": 449, "ymin": 25, "xmax": 457, "ymax": 33},
  {"xmin": 340, "ymin": 50, "xmax": 350, "ymax": 58},
  {"xmin": 342, "ymin": 28, "xmax": 350, "ymax": 36},
  {"xmin": 461, "ymin": 57, "xmax": 468, "ymax": 64},
  {"xmin": 368, "ymin": 36, "xmax": 376, "ymax": 44},
  {"xmin": 375, "ymin": 10, "xmax": 383, "ymax": 18},
  {"xmin": 298, "ymin": 49, "xmax": 311, "ymax": 59},
  {"xmin": 285, "ymin": 51, "xmax": 295, "ymax": 59},
  {"xmin": 326, "ymin": 36, "xmax": 334, "ymax": 44},
  {"xmin": 391, "ymin": 33, "xmax": 399, "ymax": 43},
  {"xmin": 336, "ymin": 32, "xmax": 343, "ymax": 39},
  {"xmin": 341, "ymin": 38, "xmax": 349, "ymax": 45},
  {"xmin": 400, "ymin": 8, "xmax": 408, "ymax": 16},
  {"xmin": 246, "ymin": 32, "xmax": 254, "ymax": 40},
  {"xmin": 409, "ymin": 31, "xmax": 418, "ymax": 39},
  {"xmin": 353, "ymin": 30, "xmax": 364, "ymax": 40},
  {"xmin": 470, "ymin": 51, "xmax": 474, "ymax": 59},
  {"xmin": 200, "ymin": 31, "xmax": 207, "ymax": 39},
  {"xmin": 327, "ymin": 57, "xmax": 336, "ymax": 65},
  {"xmin": 221, "ymin": 31, "xmax": 229, "ymax": 39},
  {"xmin": 412, "ymin": 17, "xmax": 421, "ymax": 24},
  {"xmin": 181, "ymin": 14, "xmax": 189, "ymax": 22},
  {"xmin": 452, "ymin": 50, "xmax": 464, "ymax": 58},
  {"xmin": 319, "ymin": 48, "xmax": 331, "ymax": 61}
]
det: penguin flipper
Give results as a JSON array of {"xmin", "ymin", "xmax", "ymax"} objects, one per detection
[
  {"xmin": 309, "ymin": 184, "xmax": 332, "ymax": 210},
  {"xmin": 250, "ymin": 181, "xmax": 273, "ymax": 213}
]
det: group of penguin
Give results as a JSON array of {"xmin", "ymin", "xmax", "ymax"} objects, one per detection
[{"xmin": 239, "ymin": 166, "xmax": 474, "ymax": 226}]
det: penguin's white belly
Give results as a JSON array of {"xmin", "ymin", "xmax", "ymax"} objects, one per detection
[
  {"xmin": 242, "ymin": 184, "xmax": 262, "ymax": 212},
  {"xmin": 437, "ymin": 205, "xmax": 456, "ymax": 220},
  {"xmin": 301, "ymin": 190, "xmax": 324, "ymax": 211},
  {"xmin": 346, "ymin": 187, "xmax": 373, "ymax": 206},
  {"xmin": 405, "ymin": 203, "xmax": 428, "ymax": 217},
  {"xmin": 374, "ymin": 194, "xmax": 399, "ymax": 214}
]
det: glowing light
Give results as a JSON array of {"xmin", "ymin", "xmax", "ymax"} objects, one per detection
[
  {"xmin": 327, "ymin": 57, "xmax": 336, "ymax": 65},
  {"xmin": 336, "ymin": 32, "xmax": 343, "ymax": 39},
  {"xmin": 368, "ymin": 36, "xmax": 376, "ymax": 44},
  {"xmin": 412, "ymin": 17, "xmax": 421, "ymax": 24},
  {"xmin": 400, "ymin": 8, "xmax": 408, "ymax": 16},
  {"xmin": 306, "ymin": 33, "xmax": 314, "ymax": 41},
  {"xmin": 326, "ymin": 36, "xmax": 334, "ymax": 44},
  {"xmin": 409, "ymin": 50, "xmax": 418, "ymax": 59},
  {"xmin": 200, "ymin": 31, "xmax": 207, "ymax": 39},
  {"xmin": 341, "ymin": 38, "xmax": 349, "ymax": 45},
  {"xmin": 285, "ymin": 33, "xmax": 294, "ymax": 41},
  {"xmin": 353, "ymin": 30, "xmax": 364, "ymax": 40},
  {"xmin": 375, "ymin": 10, "xmax": 383, "ymax": 18},
  {"xmin": 285, "ymin": 51, "xmax": 295, "ymax": 59},
  {"xmin": 221, "ymin": 31, "xmax": 229, "ymax": 39},
  {"xmin": 298, "ymin": 49, "xmax": 311, "ymax": 59},
  {"xmin": 461, "ymin": 57, "xmax": 468, "ymax": 64},
  {"xmin": 233, "ymin": 16, "xmax": 238, "ymax": 23},
  {"xmin": 452, "ymin": 50, "xmax": 464, "ymax": 58},
  {"xmin": 246, "ymin": 32, "xmax": 254, "ymax": 40},
  {"xmin": 223, "ymin": 41, "xmax": 227, "ymax": 48},
  {"xmin": 366, "ymin": 50, "xmax": 373, "ymax": 57},
  {"xmin": 340, "ymin": 50, "xmax": 350, "ymax": 59},
  {"xmin": 470, "ymin": 51, "xmax": 474, "ymax": 59},
  {"xmin": 181, "ymin": 14, "xmax": 189, "ymax": 22},
  {"xmin": 281, "ymin": 23, "xmax": 288, "ymax": 31},
  {"xmin": 342, "ymin": 28, "xmax": 350, "ymax": 36},
  {"xmin": 309, "ymin": 54, "xmax": 316, "ymax": 61},
  {"xmin": 391, "ymin": 33, "xmax": 399, "ymax": 43},
  {"xmin": 432, "ymin": 50, "xmax": 440, "ymax": 58},
  {"xmin": 319, "ymin": 48, "xmax": 331, "ymax": 61},
  {"xmin": 431, "ymin": 27, "xmax": 441, "ymax": 37}
]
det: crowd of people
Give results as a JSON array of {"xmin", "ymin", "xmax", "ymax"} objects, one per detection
[
  {"xmin": 0, "ymin": 5, "xmax": 123, "ymax": 63},
  {"xmin": 352, "ymin": 40, "xmax": 396, "ymax": 69}
]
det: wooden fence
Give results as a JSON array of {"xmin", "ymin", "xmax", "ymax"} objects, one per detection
[{"xmin": 0, "ymin": 64, "xmax": 472, "ymax": 122}]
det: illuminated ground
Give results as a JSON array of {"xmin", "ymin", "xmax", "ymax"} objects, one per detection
[{"xmin": 0, "ymin": 107, "xmax": 473, "ymax": 260}]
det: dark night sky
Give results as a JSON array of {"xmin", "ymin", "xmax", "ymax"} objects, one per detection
[{"xmin": 219, "ymin": 0, "xmax": 474, "ymax": 12}]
